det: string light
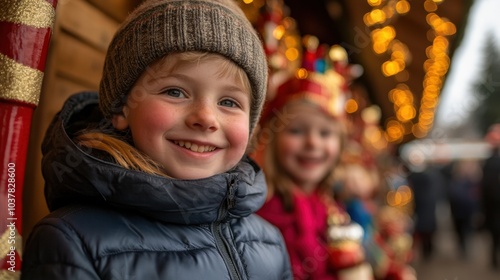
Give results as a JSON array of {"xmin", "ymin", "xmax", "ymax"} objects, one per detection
[{"xmin": 363, "ymin": 0, "xmax": 456, "ymax": 141}]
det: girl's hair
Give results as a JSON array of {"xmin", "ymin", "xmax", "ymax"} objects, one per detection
[
  {"xmin": 258, "ymin": 101, "xmax": 347, "ymax": 212},
  {"xmin": 76, "ymin": 51, "xmax": 251, "ymax": 176}
]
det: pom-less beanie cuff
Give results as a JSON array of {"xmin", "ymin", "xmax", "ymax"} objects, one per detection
[{"xmin": 99, "ymin": 0, "xmax": 268, "ymax": 132}]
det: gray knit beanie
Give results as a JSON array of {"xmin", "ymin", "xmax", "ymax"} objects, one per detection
[{"xmin": 99, "ymin": 0, "xmax": 268, "ymax": 133}]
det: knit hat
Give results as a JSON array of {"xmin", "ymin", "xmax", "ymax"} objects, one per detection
[{"xmin": 99, "ymin": 0, "xmax": 268, "ymax": 132}]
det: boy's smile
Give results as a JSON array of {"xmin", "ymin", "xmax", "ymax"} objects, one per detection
[
  {"xmin": 112, "ymin": 53, "xmax": 251, "ymax": 179},
  {"xmin": 172, "ymin": 140, "xmax": 217, "ymax": 153}
]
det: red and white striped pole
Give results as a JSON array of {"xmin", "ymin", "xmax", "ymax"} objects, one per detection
[{"xmin": 0, "ymin": 1, "xmax": 57, "ymax": 278}]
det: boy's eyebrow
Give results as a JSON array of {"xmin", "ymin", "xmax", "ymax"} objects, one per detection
[{"xmin": 148, "ymin": 73, "xmax": 249, "ymax": 94}]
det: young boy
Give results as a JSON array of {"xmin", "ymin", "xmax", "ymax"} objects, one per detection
[{"xmin": 21, "ymin": 0, "xmax": 291, "ymax": 279}]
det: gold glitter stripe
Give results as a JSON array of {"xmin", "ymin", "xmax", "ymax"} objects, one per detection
[
  {"xmin": 0, "ymin": 226, "xmax": 23, "ymax": 258},
  {"xmin": 0, "ymin": 270, "xmax": 20, "ymax": 279},
  {"xmin": 0, "ymin": 0, "xmax": 56, "ymax": 28},
  {"xmin": 0, "ymin": 53, "xmax": 43, "ymax": 105}
]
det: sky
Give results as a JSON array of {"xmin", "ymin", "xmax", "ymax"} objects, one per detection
[{"xmin": 434, "ymin": 0, "xmax": 500, "ymax": 131}]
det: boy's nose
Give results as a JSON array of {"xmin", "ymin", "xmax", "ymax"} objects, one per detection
[{"xmin": 185, "ymin": 102, "xmax": 219, "ymax": 132}]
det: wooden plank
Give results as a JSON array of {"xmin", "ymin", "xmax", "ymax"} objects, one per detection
[
  {"xmin": 53, "ymin": 32, "xmax": 105, "ymax": 88},
  {"xmin": 55, "ymin": 76, "xmax": 97, "ymax": 98},
  {"xmin": 86, "ymin": 0, "xmax": 141, "ymax": 22},
  {"xmin": 46, "ymin": 77, "xmax": 96, "ymax": 114},
  {"xmin": 57, "ymin": 0, "xmax": 120, "ymax": 52}
]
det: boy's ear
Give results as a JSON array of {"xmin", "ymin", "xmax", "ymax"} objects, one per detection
[{"xmin": 111, "ymin": 106, "xmax": 129, "ymax": 131}]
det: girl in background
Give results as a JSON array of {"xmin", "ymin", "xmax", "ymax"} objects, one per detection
[{"xmin": 253, "ymin": 54, "xmax": 372, "ymax": 279}]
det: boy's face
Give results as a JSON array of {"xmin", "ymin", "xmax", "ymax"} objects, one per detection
[
  {"xmin": 112, "ymin": 53, "xmax": 251, "ymax": 179},
  {"xmin": 274, "ymin": 102, "xmax": 342, "ymax": 192}
]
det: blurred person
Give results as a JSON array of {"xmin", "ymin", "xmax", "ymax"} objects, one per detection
[
  {"xmin": 480, "ymin": 124, "xmax": 500, "ymax": 269},
  {"xmin": 447, "ymin": 159, "xmax": 481, "ymax": 258},
  {"xmin": 406, "ymin": 160, "xmax": 445, "ymax": 261}
]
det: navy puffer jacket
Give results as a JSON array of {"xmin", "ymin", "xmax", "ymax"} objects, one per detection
[{"xmin": 21, "ymin": 92, "xmax": 292, "ymax": 280}]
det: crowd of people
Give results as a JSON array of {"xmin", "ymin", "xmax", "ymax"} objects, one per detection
[{"xmin": 18, "ymin": 0, "xmax": 500, "ymax": 279}]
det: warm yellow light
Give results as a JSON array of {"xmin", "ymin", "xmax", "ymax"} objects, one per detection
[
  {"xmin": 242, "ymin": 0, "xmax": 253, "ymax": 4},
  {"xmin": 381, "ymin": 26, "xmax": 396, "ymax": 39},
  {"xmin": 373, "ymin": 42, "xmax": 388, "ymax": 54},
  {"xmin": 397, "ymin": 105, "xmax": 416, "ymax": 122},
  {"xmin": 361, "ymin": 105, "xmax": 381, "ymax": 124},
  {"xmin": 303, "ymin": 35, "xmax": 319, "ymax": 51},
  {"xmin": 421, "ymin": 98, "xmax": 438, "ymax": 108},
  {"xmin": 371, "ymin": 27, "xmax": 395, "ymax": 43},
  {"xmin": 395, "ymin": 0, "xmax": 410, "ymax": 14},
  {"xmin": 364, "ymin": 13, "xmax": 375, "ymax": 26},
  {"xmin": 419, "ymin": 111, "xmax": 434, "ymax": 120},
  {"xmin": 386, "ymin": 120, "xmax": 404, "ymax": 142},
  {"xmin": 426, "ymin": 13, "xmax": 440, "ymax": 26},
  {"xmin": 345, "ymin": 98, "xmax": 359, "ymax": 113},
  {"xmin": 367, "ymin": 0, "xmax": 383, "ymax": 7},
  {"xmin": 296, "ymin": 68, "xmax": 308, "ymax": 79},
  {"xmin": 285, "ymin": 47, "xmax": 300, "ymax": 61},
  {"xmin": 370, "ymin": 9, "xmax": 387, "ymax": 24},
  {"xmin": 382, "ymin": 61, "xmax": 402, "ymax": 76},
  {"xmin": 424, "ymin": 0, "xmax": 437, "ymax": 12},
  {"xmin": 273, "ymin": 25, "xmax": 285, "ymax": 40},
  {"xmin": 412, "ymin": 123, "xmax": 428, "ymax": 138},
  {"xmin": 436, "ymin": 21, "xmax": 457, "ymax": 36},
  {"xmin": 393, "ymin": 89, "xmax": 413, "ymax": 106},
  {"xmin": 391, "ymin": 50, "xmax": 405, "ymax": 60},
  {"xmin": 419, "ymin": 115, "xmax": 434, "ymax": 126},
  {"xmin": 284, "ymin": 35, "xmax": 298, "ymax": 48},
  {"xmin": 423, "ymin": 59, "xmax": 434, "ymax": 71},
  {"xmin": 398, "ymin": 185, "xmax": 413, "ymax": 205},
  {"xmin": 387, "ymin": 191, "xmax": 402, "ymax": 206},
  {"xmin": 433, "ymin": 35, "xmax": 449, "ymax": 49},
  {"xmin": 424, "ymin": 76, "xmax": 442, "ymax": 87},
  {"xmin": 329, "ymin": 45, "xmax": 348, "ymax": 62}
]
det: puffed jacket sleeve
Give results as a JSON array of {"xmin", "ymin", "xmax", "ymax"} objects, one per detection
[{"xmin": 21, "ymin": 220, "xmax": 100, "ymax": 280}]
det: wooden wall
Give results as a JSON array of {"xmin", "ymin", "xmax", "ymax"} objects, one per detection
[{"xmin": 23, "ymin": 0, "xmax": 141, "ymax": 243}]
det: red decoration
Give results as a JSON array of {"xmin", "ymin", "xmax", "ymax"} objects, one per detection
[{"xmin": 0, "ymin": 0, "xmax": 58, "ymax": 275}]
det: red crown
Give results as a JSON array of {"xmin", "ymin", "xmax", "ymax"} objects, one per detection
[{"xmin": 261, "ymin": 41, "xmax": 351, "ymax": 122}]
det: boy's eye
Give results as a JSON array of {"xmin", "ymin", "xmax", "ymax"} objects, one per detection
[
  {"xmin": 219, "ymin": 99, "xmax": 238, "ymax": 108},
  {"xmin": 162, "ymin": 88, "xmax": 186, "ymax": 98}
]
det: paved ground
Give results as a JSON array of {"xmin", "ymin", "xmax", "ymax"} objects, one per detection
[{"xmin": 411, "ymin": 203, "xmax": 500, "ymax": 280}]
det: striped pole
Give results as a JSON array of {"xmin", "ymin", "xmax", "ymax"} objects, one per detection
[{"xmin": 0, "ymin": 0, "xmax": 57, "ymax": 278}]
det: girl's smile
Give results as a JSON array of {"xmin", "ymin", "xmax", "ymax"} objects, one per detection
[{"xmin": 275, "ymin": 102, "xmax": 342, "ymax": 192}]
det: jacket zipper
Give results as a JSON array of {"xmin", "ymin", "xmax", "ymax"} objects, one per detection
[{"xmin": 211, "ymin": 179, "xmax": 243, "ymax": 280}]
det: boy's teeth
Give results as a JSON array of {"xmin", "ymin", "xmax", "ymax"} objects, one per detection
[{"xmin": 174, "ymin": 141, "xmax": 215, "ymax": 152}]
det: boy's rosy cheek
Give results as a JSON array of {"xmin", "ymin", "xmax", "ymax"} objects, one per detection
[{"xmin": 229, "ymin": 122, "xmax": 250, "ymax": 146}]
